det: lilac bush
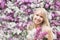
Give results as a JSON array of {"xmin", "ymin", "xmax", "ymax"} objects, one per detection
[{"xmin": 0, "ymin": 0, "xmax": 60, "ymax": 40}]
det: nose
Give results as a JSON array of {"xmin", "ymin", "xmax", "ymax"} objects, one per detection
[{"xmin": 36, "ymin": 16, "xmax": 40, "ymax": 19}]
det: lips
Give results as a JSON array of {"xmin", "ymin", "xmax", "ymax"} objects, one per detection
[
  {"xmin": 35, "ymin": 19, "xmax": 41, "ymax": 23},
  {"xmin": 35, "ymin": 18, "xmax": 41, "ymax": 22}
]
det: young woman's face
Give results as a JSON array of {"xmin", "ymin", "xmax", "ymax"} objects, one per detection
[{"xmin": 33, "ymin": 12, "xmax": 44, "ymax": 25}]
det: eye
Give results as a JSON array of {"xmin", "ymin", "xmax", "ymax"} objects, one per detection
[
  {"xmin": 40, "ymin": 16, "xmax": 43, "ymax": 18},
  {"xmin": 36, "ymin": 14, "xmax": 39, "ymax": 16}
]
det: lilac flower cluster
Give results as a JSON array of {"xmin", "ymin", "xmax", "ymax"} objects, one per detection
[
  {"xmin": 34, "ymin": 27, "xmax": 47, "ymax": 40},
  {"xmin": 54, "ymin": 0, "xmax": 60, "ymax": 11}
]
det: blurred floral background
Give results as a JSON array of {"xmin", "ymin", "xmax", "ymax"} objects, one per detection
[{"xmin": 0, "ymin": 0, "xmax": 60, "ymax": 40}]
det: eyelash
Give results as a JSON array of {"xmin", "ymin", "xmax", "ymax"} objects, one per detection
[
  {"xmin": 40, "ymin": 16, "xmax": 43, "ymax": 18},
  {"xmin": 36, "ymin": 14, "xmax": 43, "ymax": 18},
  {"xmin": 36, "ymin": 14, "xmax": 39, "ymax": 16}
]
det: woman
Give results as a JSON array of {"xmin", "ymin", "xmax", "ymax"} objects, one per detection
[{"xmin": 27, "ymin": 8, "xmax": 53, "ymax": 40}]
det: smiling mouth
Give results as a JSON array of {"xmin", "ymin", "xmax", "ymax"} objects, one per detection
[{"xmin": 35, "ymin": 20, "xmax": 41, "ymax": 23}]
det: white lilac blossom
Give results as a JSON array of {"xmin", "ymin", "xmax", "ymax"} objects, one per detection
[
  {"xmin": 27, "ymin": 28, "xmax": 36, "ymax": 40},
  {"xmin": 30, "ymin": 3, "xmax": 36, "ymax": 8},
  {"xmin": 7, "ymin": 1, "xmax": 14, "ymax": 9},
  {"xmin": 48, "ymin": 12, "xmax": 52, "ymax": 20},
  {"xmin": 7, "ymin": 22, "xmax": 16, "ymax": 29},
  {"xmin": 4, "ymin": 8, "xmax": 12, "ymax": 13},
  {"xmin": 13, "ymin": 28, "xmax": 22, "ymax": 35}
]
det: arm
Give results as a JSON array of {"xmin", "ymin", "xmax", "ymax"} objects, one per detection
[{"xmin": 47, "ymin": 27, "xmax": 53, "ymax": 40}]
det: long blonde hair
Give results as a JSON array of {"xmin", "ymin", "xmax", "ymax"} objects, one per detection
[
  {"xmin": 34, "ymin": 8, "xmax": 50, "ymax": 26},
  {"xmin": 27, "ymin": 8, "xmax": 50, "ymax": 30}
]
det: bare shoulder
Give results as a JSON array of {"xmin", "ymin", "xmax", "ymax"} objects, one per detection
[
  {"xmin": 43, "ymin": 26, "xmax": 53, "ymax": 40},
  {"xmin": 42, "ymin": 26, "xmax": 52, "ymax": 32}
]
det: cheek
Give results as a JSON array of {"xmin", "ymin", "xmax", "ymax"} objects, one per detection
[{"xmin": 40, "ymin": 18, "xmax": 44, "ymax": 22}]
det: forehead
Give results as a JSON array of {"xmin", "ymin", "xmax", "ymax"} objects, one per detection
[{"xmin": 34, "ymin": 11, "xmax": 44, "ymax": 16}]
